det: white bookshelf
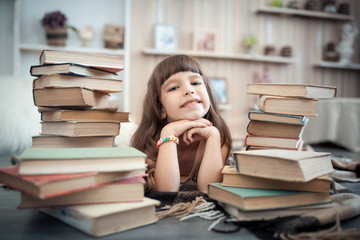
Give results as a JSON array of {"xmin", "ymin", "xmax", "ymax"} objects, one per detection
[
  {"xmin": 142, "ymin": 48, "xmax": 295, "ymax": 64},
  {"xmin": 256, "ymin": 6, "xmax": 353, "ymax": 21},
  {"xmin": 315, "ymin": 61, "xmax": 360, "ymax": 71}
]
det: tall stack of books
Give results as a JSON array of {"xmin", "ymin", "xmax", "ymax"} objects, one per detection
[
  {"xmin": 244, "ymin": 83, "xmax": 337, "ymax": 151},
  {"xmin": 30, "ymin": 49, "xmax": 129, "ymax": 148},
  {"xmin": 208, "ymin": 150, "xmax": 335, "ymax": 221},
  {"xmin": 0, "ymin": 50, "xmax": 159, "ymax": 237}
]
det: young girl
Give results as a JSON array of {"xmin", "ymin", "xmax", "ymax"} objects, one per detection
[{"xmin": 131, "ymin": 55, "xmax": 232, "ymax": 192}]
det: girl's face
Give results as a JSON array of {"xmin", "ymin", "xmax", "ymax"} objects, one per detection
[{"xmin": 160, "ymin": 71, "xmax": 210, "ymax": 122}]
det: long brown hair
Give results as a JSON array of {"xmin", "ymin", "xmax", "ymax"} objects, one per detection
[{"xmin": 131, "ymin": 54, "xmax": 232, "ymax": 166}]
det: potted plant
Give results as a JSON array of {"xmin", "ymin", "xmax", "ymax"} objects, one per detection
[
  {"xmin": 42, "ymin": 11, "xmax": 76, "ymax": 46},
  {"xmin": 244, "ymin": 35, "xmax": 257, "ymax": 54}
]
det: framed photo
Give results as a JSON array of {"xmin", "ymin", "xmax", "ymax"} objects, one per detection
[
  {"xmin": 193, "ymin": 29, "xmax": 217, "ymax": 51},
  {"xmin": 154, "ymin": 23, "xmax": 177, "ymax": 50},
  {"xmin": 210, "ymin": 77, "xmax": 228, "ymax": 104}
]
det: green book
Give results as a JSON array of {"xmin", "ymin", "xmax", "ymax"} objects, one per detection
[
  {"xmin": 208, "ymin": 183, "xmax": 331, "ymax": 211},
  {"xmin": 18, "ymin": 147, "xmax": 146, "ymax": 175}
]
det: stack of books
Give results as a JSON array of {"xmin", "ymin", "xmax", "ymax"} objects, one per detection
[
  {"xmin": 0, "ymin": 50, "xmax": 160, "ymax": 237},
  {"xmin": 208, "ymin": 149, "xmax": 335, "ymax": 221},
  {"xmin": 245, "ymin": 83, "xmax": 337, "ymax": 151},
  {"xmin": 30, "ymin": 49, "xmax": 130, "ymax": 148}
]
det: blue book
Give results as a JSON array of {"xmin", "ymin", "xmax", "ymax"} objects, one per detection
[
  {"xmin": 208, "ymin": 183, "xmax": 331, "ymax": 211},
  {"xmin": 248, "ymin": 109, "xmax": 308, "ymax": 125}
]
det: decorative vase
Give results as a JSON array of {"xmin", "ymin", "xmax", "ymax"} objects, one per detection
[
  {"xmin": 44, "ymin": 26, "xmax": 68, "ymax": 46},
  {"xmin": 338, "ymin": 48, "xmax": 354, "ymax": 65}
]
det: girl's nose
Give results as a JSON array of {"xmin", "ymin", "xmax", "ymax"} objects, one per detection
[{"xmin": 184, "ymin": 90, "xmax": 195, "ymax": 95}]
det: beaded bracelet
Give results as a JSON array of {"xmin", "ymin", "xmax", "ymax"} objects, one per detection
[{"xmin": 156, "ymin": 136, "xmax": 179, "ymax": 148}]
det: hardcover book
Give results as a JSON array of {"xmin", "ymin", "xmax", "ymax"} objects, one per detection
[
  {"xmin": 222, "ymin": 165, "xmax": 331, "ymax": 192},
  {"xmin": 18, "ymin": 176, "xmax": 145, "ymax": 209},
  {"xmin": 0, "ymin": 165, "xmax": 145, "ymax": 199},
  {"xmin": 258, "ymin": 95, "xmax": 318, "ymax": 116},
  {"xmin": 40, "ymin": 121, "xmax": 121, "ymax": 137},
  {"xmin": 30, "ymin": 63, "xmax": 121, "ymax": 80},
  {"xmin": 33, "ymin": 74, "xmax": 122, "ymax": 93},
  {"xmin": 33, "ymin": 87, "xmax": 110, "ymax": 108},
  {"xmin": 18, "ymin": 147, "xmax": 147, "ymax": 175},
  {"xmin": 245, "ymin": 134, "xmax": 304, "ymax": 150},
  {"xmin": 247, "ymin": 83, "xmax": 337, "ymax": 99},
  {"xmin": 40, "ymin": 109, "xmax": 129, "ymax": 122},
  {"xmin": 32, "ymin": 135, "xmax": 115, "ymax": 148},
  {"xmin": 39, "ymin": 50, "xmax": 124, "ymax": 73},
  {"xmin": 41, "ymin": 197, "xmax": 160, "ymax": 237},
  {"xmin": 248, "ymin": 109, "xmax": 308, "ymax": 124},
  {"xmin": 208, "ymin": 183, "xmax": 331, "ymax": 211},
  {"xmin": 232, "ymin": 150, "xmax": 333, "ymax": 182},
  {"xmin": 246, "ymin": 118, "xmax": 308, "ymax": 138}
]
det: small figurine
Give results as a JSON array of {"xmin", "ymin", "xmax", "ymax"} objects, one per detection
[
  {"xmin": 323, "ymin": 42, "xmax": 339, "ymax": 62},
  {"xmin": 264, "ymin": 45, "xmax": 276, "ymax": 56},
  {"xmin": 337, "ymin": 2, "xmax": 350, "ymax": 15},
  {"xmin": 287, "ymin": 0, "xmax": 299, "ymax": 9},
  {"xmin": 304, "ymin": 0, "xmax": 317, "ymax": 10},
  {"xmin": 280, "ymin": 46, "xmax": 292, "ymax": 57},
  {"xmin": 322, "ymin": 0, "xmax": 336, "ymax": 13},
  {"xmin": 103, "ymin": 24, "xmax": 125, "ymax": 49},
  {"xmin": 337, "ymin": 23, "xmax": 358, "ymax": 64},
  {"xmin": 79, "ymin": 25, "xmax": 94, "ymax": 48}
]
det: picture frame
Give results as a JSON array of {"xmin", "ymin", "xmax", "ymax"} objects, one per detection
[
  {"xmin": 154, "ymin": 23, "xmax": 177, "ymax": 50},
  {"xmin": 209, "ymin": 77, "xmax": 228, "ymax": 104},
  {"xmin": 193, "ymin": 29, "xmax": 217, "ymax": 51}
]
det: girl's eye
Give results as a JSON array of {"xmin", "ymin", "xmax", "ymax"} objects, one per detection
[
  {"xmin": 192, "ymin": 81, "xmax": 202, "ymax": 86},
  {"xmin": 169, "ymin": 86, "xmax": 178, "ymax": 91}
]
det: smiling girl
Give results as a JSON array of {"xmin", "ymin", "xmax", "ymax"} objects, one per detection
[{"xmin": 131, "ymin": 55, "xmax": 232, "ymax": 192}]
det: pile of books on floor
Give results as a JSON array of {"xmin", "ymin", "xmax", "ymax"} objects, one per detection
[
  {"xmin": 208, "ymin": 149, "xmax": 336, "ymax": 221},
  {"xmin": 245, "ymin": 83, "xmax": 337, "ymax": 151},
  {"xmin": 0, "ymin": 50, "xmax": 159, "ymax": 237}
]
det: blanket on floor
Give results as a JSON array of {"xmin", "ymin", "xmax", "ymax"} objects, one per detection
[{"xmin": 146, "ymin": 181, "xmax": 360, "ymax": 240}]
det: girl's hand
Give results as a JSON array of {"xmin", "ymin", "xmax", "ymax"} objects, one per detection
[
  {"xmin": 160, "ymin": 119, "xmax": 212, "ymax": 138},
  {"xmin": 182, "ymin": 125, "xmax": 220, "ymax": 145}
]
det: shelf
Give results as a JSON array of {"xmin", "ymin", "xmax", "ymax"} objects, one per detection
[
  {"xmin": 315, "ymin": 61, "xmax": 360, "ymax": 70},
  {"xmin": 142, "ymin": 48, "xmax": 295, "ymax": 64},
  {"xmin": 257, "ymin": 6, "xmax": 353, "ymax": 21},
  {"xmin": 19, "ymin": 43, "xmax": 125, "ymax": 56}
]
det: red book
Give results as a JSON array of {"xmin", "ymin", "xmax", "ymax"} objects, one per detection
[
  {"xmin": 18, "ymin": 176, "xmax": 145, "ymax": 209},
  {"xmin": 0, "ymin": 165, "xmax": 145, "ymax": 199}
]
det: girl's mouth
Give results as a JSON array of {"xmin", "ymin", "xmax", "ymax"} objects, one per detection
[{"xmin": 181, "ymin": 100, "xmax": 201, "ymax": 108}]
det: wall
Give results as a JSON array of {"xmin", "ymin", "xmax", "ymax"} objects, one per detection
[{"xmin": 129, "ymin": 0, "xmax": 360, "ymax": 141}]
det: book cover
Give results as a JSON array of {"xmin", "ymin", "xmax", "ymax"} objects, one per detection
[
  {"xmin": 222, "ymin": 165, "xmax": 331, "ymax": 192},
  {"xmin": 0, "ymin": 165, "xmax": 145, "ymax": 199},
  {"xmin": 32, "ymin": 135, "xmax": 115, "ymax": 148},
  {"xmin": 30, "ymin": 63, "xmax": 121, "ymax": 80},
  {"xmin": 258, "ymin": 95, "xmax": 318, "ymax": 116},
  {"xmin": 220, "ymin": 201, "xmax": 338, "ymax": 221},
  {"xmin": 39, "ymin": 50, "xmax": 124, "ymax": 73},
  {"xmin": 245, "ymin": 134, "xmax": 304, "ymax": 150},
  {"xmin": 232, "ymin": 150, "xmax": 333, "ymax": 182},
  {"xmin": 33, "ymin": 87, "xmax": 110, "ymax": 108},
  {"xmin": 18, "ymin": 176, "xmax": 146, "ymax": 209},
  {"xmin": 247, "ymin": 83, "xmax": 337, "ymax": 99},
  {"xmin": 208, "ymin": 183, "xmax": 331, "ymax": 211},
  {"xmin": 248, "ymin": 109, "xmax": 308, "ymax": 124},
  {"xmin": 40, "ymin": 121, "xmax": 121, "ymax": 137},
  {"xmin": 41, "ymin": 197, "xmax": 160, "ymax": 237},
  {"xmin": 33, "ymin": 74, "xmax": 122, "ymax": 93},
  {"xmin": 40, "ymin": 109, "xmax": 130, "ymax": 122},
  {"xmin": 246, "ymin": 118, "xmax": 308, "ymax": 139},
  {"xmin": 18, "ymin": 147, "xmax": 147, "ymax": 175}
]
